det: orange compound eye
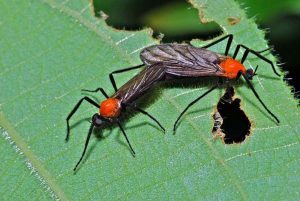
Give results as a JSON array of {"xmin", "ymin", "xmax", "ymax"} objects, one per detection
[
  {"xmin": 219, "ymin": 57, "xmax": 246, "ymax": 79},
  {"xmin": 100, "ymin": 98, "xmax": 121, "ymax": 118}
]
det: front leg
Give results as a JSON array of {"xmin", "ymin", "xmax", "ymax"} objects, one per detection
[{"xmin": 66, "ymin": 97, "xmax": 99, "ymax": 141}]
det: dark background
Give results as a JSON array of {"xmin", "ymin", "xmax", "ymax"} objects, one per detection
[{"xmin": 93, "ymin": 0, "xmax": 300, "ymax": 100}]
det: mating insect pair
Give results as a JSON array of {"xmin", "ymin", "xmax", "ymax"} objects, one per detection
[{"xmin": 66, "ymin": 34, "xmax": 280, "ymax": 171}]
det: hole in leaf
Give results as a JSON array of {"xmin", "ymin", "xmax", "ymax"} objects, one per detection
[{"xmin": 212, "ymin": 86, "xmax": 251, "ymax": 144}]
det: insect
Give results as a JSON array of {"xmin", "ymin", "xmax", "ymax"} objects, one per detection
[
  {"xmin": 66, "ymin": 64, "xmax": 166, "ymax": 171},
  {"xmin": 111, "ymin": 34, "xmax": 280, "ymax": 132}
]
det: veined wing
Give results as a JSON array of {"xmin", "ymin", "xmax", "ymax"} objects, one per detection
[
  {"xmin": 140, "ymin": 44, "xmax": 225, "ymax": 77},
  {"xmin": 112, "ymin": 64, "xmax": 165, "ymax": 104}
]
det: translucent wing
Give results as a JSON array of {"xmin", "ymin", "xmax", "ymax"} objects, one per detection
[
  {"xmin": 140, "ymin": 44, "xmax": 226, "ymax": 77},
  {"xmin": 112, "ymin": 64, "xmax": 165, "ymax": 104}
]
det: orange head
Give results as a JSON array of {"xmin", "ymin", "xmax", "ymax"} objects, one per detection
[
  {"xmin": 100, "ymin": 98, "xmax": 121, "ymax": 118},
  {"xmin": 219, "ymin": 57, "xmax": 247, "ymax": 79}
]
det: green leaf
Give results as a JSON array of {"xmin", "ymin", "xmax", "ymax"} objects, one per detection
[{"xmin": 0, "ymin": 0, "xmax": 299, "ymax": 200}]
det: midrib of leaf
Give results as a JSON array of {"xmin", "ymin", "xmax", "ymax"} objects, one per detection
[{"xmin": 0, "ymin": 112, "xmax": 68, "ymax": 201}]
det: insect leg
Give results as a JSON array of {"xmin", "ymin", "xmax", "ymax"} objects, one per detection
[
  {"xmin": 173, "ymin": 85, "xmax": 218, "ymax": 133},
  {"xmin": 233, "ymin": 44, "xmax": 280, "ymax": 76},
  {"xmin": 242, "ymin": 74, "xmax": 280, "ymax": 123},
  {"xmin": 73, "ymin": 123, "xmax": 94, "ymax": 172},
  {"xmin": 201, "ymin": 34, "xmax": 233, "ymax": 56},
  {"xmin": 257, "ymin": 47, "xmax": 273, "ymax": 54},
  {"xmin": 117, "ymin": 120, "xmax": 136, "ymax": 156},
  {"xmin": 81, "ymin": 88, "xmax": 109, "ymax": 98},
  {"xmin": 233, "ymin": 45, "xmax": 272, "ymax": 59},
  {"xmin": 109, "ymin": 64, "xmax": 144, "ymax": 92},
  {"xmin": 124, "ymin": 103, "xmax": 165, "ymax": 133},
  {"xmin": 66, "ymin": 97, "xmax": 99, "ymax": 142}
]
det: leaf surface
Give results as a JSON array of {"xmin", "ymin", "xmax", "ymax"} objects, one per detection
[{"xmin": 0, "ymin": 0, "xmax": 299, "ymax": 200}]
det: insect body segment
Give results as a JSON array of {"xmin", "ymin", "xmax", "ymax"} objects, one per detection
[
  {"xmin": 100, "ymin": 98, "xmax": 121, "ymax": 118},
  {"xmin": 219, "ymin": 57, "xmax": 246, "ymax": 79}
]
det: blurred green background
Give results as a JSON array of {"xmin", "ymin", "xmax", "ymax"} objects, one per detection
[{"xmin": 93, "ymin": 0, "xmax": 300, "ymax": 99}]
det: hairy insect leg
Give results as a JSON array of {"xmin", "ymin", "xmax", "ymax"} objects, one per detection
[
  {"xmin": 117, "ymin": 120, "xmax": 136, "ymax": 156},
  {"xmin": 73, "ymin": 123, "xmax": 94, "ymax": 172},
  {"xmin": 233, "ymin": 45, "xmax": 272, "ymax": 59},
  {"xmin": 173, "ymin": 85, "xmax": 219, "ymax": 133},
  {"xmin": 233, "ymin": 44, "xmax": 280, "ymax": 76},
  {"xmin": 242, "ymin": 74, "xmax": 280, "ymax": 123},
  {"xmin": 66, "ymin": 97, "xmax": 99, "ymax": 142},
  {"xmin": 201, "ymin": 34, "xmax": 233, "ymax": 56},
  {"xmin": 124, "ymin": 103, "xmax": 165, "ymax": 133},
  {"xmin": 109, "ymin": 64, "xmax": 144, "ymax": 92},
  {"xmin": 257, "ymin": 47, "xmax": 273, "ymax": 54},
  {"xmin": 81, "ymin": 87, "xmax": 109, "ymax": 98}
]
